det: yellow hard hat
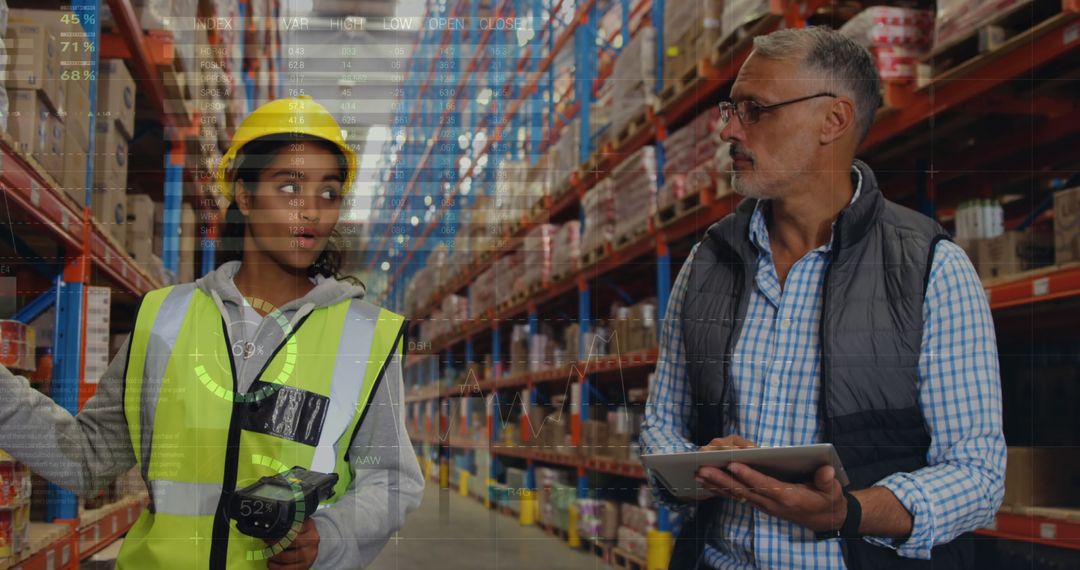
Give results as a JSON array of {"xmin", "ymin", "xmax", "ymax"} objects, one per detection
[{"xmin": 216, "ymin": 95, "xmax": 357, "ymax": 201}]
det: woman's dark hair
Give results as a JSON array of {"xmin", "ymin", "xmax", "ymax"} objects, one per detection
[{"xmin": 217, "ymin": 134, "xmax": 363, "ymax": 287}]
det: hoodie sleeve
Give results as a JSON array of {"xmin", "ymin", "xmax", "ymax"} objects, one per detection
[
  {"xmin": 0, "ymin": 336, "xmax": 136, "ymax": 495},
  {"xmin": 311, "ymin": 348, "xmax": 424, "ymax": 569}
]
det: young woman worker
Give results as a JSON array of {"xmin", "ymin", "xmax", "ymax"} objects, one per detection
[{"xmin": 0, "ymin": 96, "xmax": 424, "ymax": 569}]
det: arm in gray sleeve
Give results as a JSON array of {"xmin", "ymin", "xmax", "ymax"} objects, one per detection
[
  {"xmin": 0, "ymin": 336, "xmax": 136, "ymax": 495},
  {"xmin": 311, "ymin": 350, "xmax": 424, "ymax": 569}
]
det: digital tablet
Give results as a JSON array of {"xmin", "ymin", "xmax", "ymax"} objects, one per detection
[{"xmin": 640, "ymin": 444, "xmax": 849, "ymax": 500}]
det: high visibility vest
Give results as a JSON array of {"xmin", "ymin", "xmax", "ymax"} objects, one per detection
[{"xmin": 118, "ymin": 284, "xmax": 405, "ymax": 569}]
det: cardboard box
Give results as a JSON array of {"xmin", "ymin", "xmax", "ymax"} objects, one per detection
[
  {"xmin": 4, "ymin": 19, "xmax": 60, "ymax": 112},
  {"xmin": 1054, "ymin": 186, "xmax": 1080, "ymax": 265},
  {"xmin": 10, "ymin": 9, "xmax": 91, "ymax": 118},
  {"xmin": 93, "ymin": 119, "xmax": 129, "ymax": 195},
  {"xmin": 98, "ymin": 59, "xmax": 137, "ymax": 140},
  {"xmin": 91, "ymin": 185, "xmax": 127, "ymax": 244},
  {"xmin": 40, "ymin": 110, "xmax": 64, "ymax": 175},
  {"xmin": 61, "ymin": 122, "xmax": 90, "ymax": 205},
  {"xmin": 126, "ymin": 195, "xmax": 156, "ymax": 263},
  {"xmin": 974, "ymin": 230, "xmax": 1054, "ymax": 280},
  {"xmin": 5, "ymin": 89, "xmax": 41, "ymax": 156},
  {"xmin": 1004, "ymin": 447, "xmax": 1080, "ymax": 508}
]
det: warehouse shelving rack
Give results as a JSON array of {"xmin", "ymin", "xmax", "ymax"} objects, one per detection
[
  {"xmin": 373, "ymin": 0, "xmax": 1080, "ymax": 562},
  {"xmin": 1, "ymin": 1, "xmax": 285, "ymax": 567}
]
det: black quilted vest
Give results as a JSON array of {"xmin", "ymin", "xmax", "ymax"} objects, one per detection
[{"xmin": 669, "ymin": 161, "xmax": 972, "ymax": 569}]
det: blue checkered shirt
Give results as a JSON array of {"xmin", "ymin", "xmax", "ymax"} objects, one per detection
[{"xmin": 642, "ymin": 180, "xmax": 1005, "ymax": 568}]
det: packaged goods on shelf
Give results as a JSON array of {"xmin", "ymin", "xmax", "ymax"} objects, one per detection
[
  {"xmin": 0, "ymin": 454, "xmax": 31, "ymax": 508},
  {"xmin": 619, "ymin": 503, "xmax": 657, "ymax": 535},
  {"xmin": 1055, "ymin": 186, "xmax": 1080, "ymax": 265},
  {"xmin": 934, "ymin": 0, "xmax": 1031, "ymax": 50},
  {"xmin": 0, "ymin": 40, "xmax": 7, "ymax": 134},
  {"xmin": 608, "ymin": 405, "xmax": 644, "ymax": 461},
  {"xmin": 589, "ymin": 88, "xmax": 613, "ymax": 146},
  {"xmin": 662, "ymin": 108, "xmax": 723, "ymax": 178},
  {"xmin": 611, "ymin": 299, "xmax": 658, "ymax": 353},
  {"xmin": 5, "ymin": 89, "xmax": 62, "ymax": 176},
  {"xmin": 84, "ymin": 286, "xmax": 111, "ymax": 383},
  {"xmin": 617, "ymin": 525, "xmax": 648, "ymax": 558},
  {"xmin": 974, "ymin": 230, "xmax": 1053, "ymax": 280},
  {"xmin": 611, "ymin": 146, "xmax": 657, "ymax": 241},
  {"xmin": 577, "ymin": 498, "xmax": 619, "ymax": 540},
  {"xmin": 610, "ymin": 27, "xmax": 656, "ymax": 137},
  {"xmin": 954, "ymin": 199, "xmax": 1005, "ymax": 240},
  {"xmin": 0, "ymin": 320, "xmax": 35, "ymax": 372},
  {"xmin": 582, "ymin": 325, "xmax": 611, "ymax": 360},
  {"xmin": 543, "ymin": 481, "xmax": 576, "ymax": 531},
  {"xmin": 840, "ymin": 7, "xmax": 934, "ymax": 81},
  {"xmin": 469, "ymin": 265, "xmax": 497, "ymax": 319},
  {"xmin": 441, "ymin": 294, "xmax": 469, "ymax": 330},
  {"xmin": 97, "ymin": 59, "xmax": 137, "ymax": 140},
  {"xmin": 581, "ymin": 178, "xmax": 615, "ymax": 256},
  {"xmin": 495, "ymin": 159, "xmax": 529, "ymax": 231},
  {"xmin": 563, "ymin": 324, "xmax": 580, "ymax": 363},
  {"xmin": 4, "ymin": 17, "xmax": 58, "ymax": 112},
  {"xmin": 92, "ymin": 118, "xmax": 129, "ymax": 242},
  {"xmin": 1004, "ymin": 447, "xmax": 1080, "ymax": 508},
  {"xmin": 494, "ymin": 250, "xmax": 522, "ymax": 307},
  {"xmin": 521, "ymin": 224, "xmax": 556, "ymax": 292},
  {"xmin": 510, "ymin": 324, "xmax": 529, "ymax": 376},
  {"xmin": 466, "ymin": 195, "xmax": 499, "ymax": 260},
  {"xmin": 61, "ymin": 80, "xmax": 91, "ymax": 200},
  {"xmin": 0, "ymin": 503, "xmax": 29, "ymax": 559},
  {"xmin": 663, "ymin": 0, "xmax": 722, "ymax": 79},
  {"xmin": 720, "ymin": 0, "xmax": 771, "ymax": 48},
  {"xmin": 551, "ymin": 221, "xmax": 581, "ymax": 281},
  {"xmin": 547, "ymin": 119, "xmax": 580, "ymax": 193},
  {"xmin": 126, "ymin": 195, "xmax": 157, "ymax": 264},
  {"xmin": 523, "ymin": 155, "xmax": 550, "ymax": 214},
  {"xmin": 581, "ymin": 419, "xmax": 611, "ymax": 457},
  {"xmin": 528, "ymin": 326, "xmax": 557, "ymax": 373}
]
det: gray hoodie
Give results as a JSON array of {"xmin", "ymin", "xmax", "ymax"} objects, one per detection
[{"xmin": 0, "ymin": 261, "xmax": 424, "ymax": 569}]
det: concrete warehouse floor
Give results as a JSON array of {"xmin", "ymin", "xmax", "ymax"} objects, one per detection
[{"xmin": 368, "ymin": 482, "xmax": 607, "ymax": 569}]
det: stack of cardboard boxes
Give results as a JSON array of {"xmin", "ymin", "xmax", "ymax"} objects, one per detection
[
  {"xmin": 93, "ymin": 59, "xmax": 135, "ymax": 244},
  {"xmin": 5, "ymin": 13, "xmax": 63, "ymax": 182},
  {"xmin": 611, "ymin": 299, "xmax": 659, "ymax": 354},
  {"xmin": 4, "ymin": 11, "xmax": 137, "ymax": 247},
  {"xmin": 663, "ymin": 0, "xmax": 722, "ymax": 82},
  {"xmin": 1055, "ymin": 186, "xmax": 1080, "ymax": 266}
]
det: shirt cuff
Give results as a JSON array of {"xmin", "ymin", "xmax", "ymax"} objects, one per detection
[
  {"xmin": 310, "ymin": 513, "xmax": 343, "ymax": 570},
  {"xmin": 865, "ymin": 472, "xmax": 935, "ymax": 559}
]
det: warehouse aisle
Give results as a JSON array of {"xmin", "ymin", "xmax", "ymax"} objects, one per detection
[{"xmin": 367, "ymin": 483, "xmax": 605, "ymax": 570}]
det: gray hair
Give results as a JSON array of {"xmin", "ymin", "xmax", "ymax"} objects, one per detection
[{"xmin": 752, "ymin": 27, "xmax": 882, "ymax": 144}]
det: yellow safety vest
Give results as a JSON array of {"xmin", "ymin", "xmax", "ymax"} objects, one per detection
[{"xmin": 118, "ymin": 284, "xmax": 405, "ymax": 569}]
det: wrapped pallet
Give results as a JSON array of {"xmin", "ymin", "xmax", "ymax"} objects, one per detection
[
  {"xmin": 840, "ymin": 7, "xmax": 934, "ymax": 82},
  {"xmin": 610, "ymin": 27, "xmax": 656, "ymax": 137},
  {"xmin": 933, "ymin": 0, "xmax": 1031, "ymax": 49},
  {"xmin": 521, "ymin": 224, "xmax": 556, "ymax": 292},
  {"xmin": 581, "ymin": 178, "xmax": 616, "ymax": 259},
  {"xmin": 720, "ymin": 0, "xmax": 771, "ymax": 47},
  {"xmin": 663, "ymin": 0, "xmax": 722, "ymax": 79},
  {"xmin": 611, "ymin": 146, "xmax": 658, "ymax": 243},
  {"xmin": 551, "ymin": 221, "xmax": 581, "ymax": 281}
]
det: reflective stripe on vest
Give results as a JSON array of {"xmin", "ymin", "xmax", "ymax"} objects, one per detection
[{"xmin": 121, "ymin": 286, "xmax": 405, "ymax": 569}]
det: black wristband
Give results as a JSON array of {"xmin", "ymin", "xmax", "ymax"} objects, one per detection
[
  {"xmin": 840, "ymin": 491, "xmax": 862, "ymax": 539},
  {"xmin": 815, "ymin": 491, "xmax": 862, "ymax": 541}
]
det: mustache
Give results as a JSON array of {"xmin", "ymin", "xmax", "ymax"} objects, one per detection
[{"xmin": 730, "ymin": 145, "xmax": 754, "ymax": 162}]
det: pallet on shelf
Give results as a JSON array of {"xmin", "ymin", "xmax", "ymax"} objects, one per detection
[
  {"xmin": 657, "ymin": 61, "xmax": 705, "ymax": 114},
  {"xmin": 611, "ymin": 545, "xmax": 647, "ymax": 570},
  {"xmin": 611, "ymin": 110, "xmax": 651, "ymax": 151},
  {"xmin": 583, "ymin": 537, "xmax": 613, "ymax": 562},
  {"xmin": 580, "ymin": 241, "xmax": 611, "ymax": 269},
  {"xmin": 657, "ymin": 186, "xmax": 715, "ymax": 229},
  {"xmin": 614, "ymin": 224, "xmax": 650, "ymax": 252},
  {"xmin": 706, "ymin": 14, "xmax": 779, "ymax": 71},
  {"xmin": 921, "ymin": 0, "xmax": 1063, "ymax": 82}
]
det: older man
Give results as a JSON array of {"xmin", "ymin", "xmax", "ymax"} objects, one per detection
[{"xmin": 641, "ymin": 27, "xmax": 1005, "ymax": 569}]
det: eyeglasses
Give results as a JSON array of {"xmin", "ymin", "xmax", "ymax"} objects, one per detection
[{"xmin": 718, "ymin": 93, "xmax": 837, "ymax": 126}]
